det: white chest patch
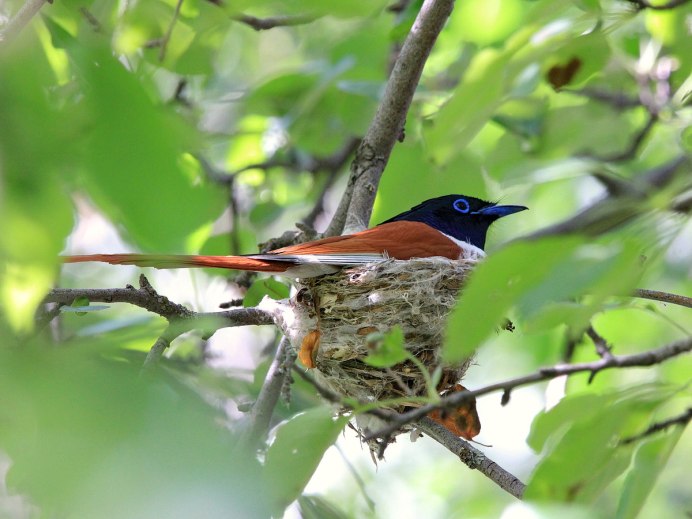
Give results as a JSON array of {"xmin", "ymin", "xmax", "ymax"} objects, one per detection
[{"xmin": 441, "ymin": 232, "xmax": 486, "ymax": 260}]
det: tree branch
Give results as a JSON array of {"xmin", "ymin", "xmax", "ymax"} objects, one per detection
[
  {"xmin": 0, "ymin": 0, "xmax": 48, "ymax": 45},
  {"xmin": 633, "ymin": 289, "xmax": 692, "ymax": 309},
  {"xmin": 626, "ymin": 0, "xmax": 690, "ymax": 10},
  {"xmin": 520, "ymin": 155, "xmax": 689, "ymax": 240},
  {"xmin": 327, "ymin": 0, "xmax": 455, "ymax": 235},
  {"xmin": 416, "ymin": 418, "xmax": 526, "ymax": 499},
  {"xmin": 159, "ymin": 0, "xmax": 183, "ymax": 62},
  {"xmin": 46, "ymin": 274, "xmax": 193, "ymax": 320},
  {"xmin": 620, "ymin": 407, "xmax": 692, "ymax": 445},
  {"xmin": 241, "ymin": 336, "xmax": 295, "ymax": 448},
  {"xmin": 232, "ymin": 13, "xmax": 319, "ymax": 31},
  {"xmin": 366, "ymin": 336, "xmax": 692, "ymax": 442},
  {"xmin": 44, "ymin": 275, "xmax": 275, "ymax": 363},
  {"xmin": 586, "ymin": 325, "xmax": 615, "ymax": 360}
]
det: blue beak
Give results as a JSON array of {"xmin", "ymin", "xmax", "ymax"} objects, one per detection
[{"xmin": 474, "ymin": 204, "xmax": 528, "ymax": 218}]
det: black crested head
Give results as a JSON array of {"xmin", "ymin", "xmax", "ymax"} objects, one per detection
[{"xmin": 379, "ymin": 194, "xmax": 527, "ymax": 250}]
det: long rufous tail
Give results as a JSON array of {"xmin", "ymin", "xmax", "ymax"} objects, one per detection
[{"xmin": 63, "ymin": 254, "xmax": 287, "ymax": 273}]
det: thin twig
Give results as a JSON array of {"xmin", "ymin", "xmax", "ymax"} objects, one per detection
[
  {"xmin": 521, "ymin": 155, "xmax": 688, "ymax": 240},
  {"xmin": 232, "ymin": 13, "xmax": 318, "ymax": 31},
  {"xmin": 597, "ymin": 113, "xmax": 658, "ymax": 163},
  {"xmin": 327, "ymin": 0, "xmax": 455, "ymax": 236},
  {"xmin": 416, "ymin": 418, "xmax": 526, "ymax": 499},
  {"xmin": 566, "ymin": 87, "xmax": 640, "ymax": 110},
  {"xmin": 366, "ymin": 336, "xmax": 692, "ymax": 442},
  {"xmin": 633, "ymin": 289, "xmax": 692, "ymax": 309},
  {"xmin": 627, "ymin": 0, "xmax": 690, "ymax": 10},
  {"xmin": 143, "ymin": 324, "xmax": 185, "ymax": 366},
  {"xmin": 586, "ymin": 325, "xmax": 615, "ymax": 360},
  {"xmin": 620, "ymin": 408, "xmax": 692, "ymax": 445},
  {"xmin": 0, "ymin": 0, "xmax": 48, "ymax": 45},
  {"xmin": 159, "ymin": 0, "xmax": 184, "ymax": 62}
]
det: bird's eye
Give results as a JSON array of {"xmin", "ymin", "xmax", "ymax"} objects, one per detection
[{"xmin": 453, "ymin": 198, "xmax": 470, "ymax": 214}]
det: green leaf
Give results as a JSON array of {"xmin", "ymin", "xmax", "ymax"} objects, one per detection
[
  {"xmin": 298, "ymin": 495, "xmax": 350, "ymax": 519},
  {"xmin": 616, "ymin": 427, "xmax": 684, "ymax": 519},
  {"xmin": 526, "ymin": 385, "xmax": 675, "ymax": 502},
  {"xmin": 363, "ymin": 325, "xmax": 408, "ymax": 368},
  {"xmin": 528, "ymin": 393, "xmax": 603, "ymax": 452},
  {"xmin": 0, "ymin": 38, "xmax": 74, "ymax": 332},
  {"xmin": 243, "ymin": 277, "xmax": 290, "ymax": 307},
  {"xmin": 0, "ymin": 346, "xmax": 267, "ymax": 518},
  {"xmin": 425, "ymin": 48, "xmax": 510, "ymax": 164},
  {"xmin": 443, "ymin": 237, "xmax": 581, "ymax": 362},
  {"xmin": 264, "ymin": 407, "xmax": 347, "ymax": 514},
  {"xmin": 40, "ymin": 26, "xmax": 225, "ymax": 252}
]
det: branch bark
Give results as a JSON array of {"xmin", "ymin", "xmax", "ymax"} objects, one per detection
[
  {"xmin": 327, "ymin": 0, "xmax": 455, "ymax": 236},
  {"xmin": 416, "ymin": 418, "xmax": 526, "ymax": 499}
]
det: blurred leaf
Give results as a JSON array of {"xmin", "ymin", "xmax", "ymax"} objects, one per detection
[
  {"xmin": 425, "ymin": 48, "xmax": 510, "ymax": 164},
  {"xmin": 39, "ymin": 21, "xmax": 226, "ymax": 252},
  {"xmin": 453, "ymin": 0, "xmax": 526, "ymax": 46},
  {"xmin": 243, "ymin": 277, "xmax": 290, "ymax": 307},
  {"xmin": 0, "ymin": 346, "xmax": 267, "ymax": 518},
  {"xmin": 523, "ymin": 302, "xmax": 601, "ymax": 334},
  {"xmin": 363, "ymin": 325, "xmax": 408, "ymax": 368},
  {"xmin": 526, "ymin": 385, "xmax": 675, "ymax": 502},
  {"xmin": 443, "ymin": 237, "xmax": 581, "ymax": 362},
  {"xmin": 517, "ymin": 240, "xmax": 644, "ymax": 324},
  {"xmin": 616, "ymin": 427, "xmax": 684, "ymax": 519},
  {"xmin": 264, "ymin": 407, "xmax": 347, "ymax": 514},
  {"xmin": 0, "ymin": 38, "xmax": 74, "ymax": 332},
  {"xmin": 298, "ymin": 495, "xmax": 350, "ymax": 519}
]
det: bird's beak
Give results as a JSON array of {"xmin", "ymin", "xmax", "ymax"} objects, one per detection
[{"xmin": 474, "ymin": 205, "xmax": 528, "ymax": 218}]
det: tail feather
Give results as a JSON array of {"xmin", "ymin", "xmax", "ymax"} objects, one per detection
[{"xmin": 63, "ymin": 254, "xmax": 288, "ymax": 273}]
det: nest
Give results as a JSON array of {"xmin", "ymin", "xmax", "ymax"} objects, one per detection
[{"xmin": 261, "ymin": 257, "xmax": 478, "ymax": 416}]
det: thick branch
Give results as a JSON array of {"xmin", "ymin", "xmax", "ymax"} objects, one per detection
[
  {"xmin": 0, "ymin": 0, "xmax": 48, "ymax": 45},
  {"xmin": 416, "ymin": 418, "xmax": 526, "ymax": 499},
  {"xmin": 328, "ymin": 0, "xmax": 455, "ymax": 235},
  {"xmin": 367, "ymin": 336, "xmax": 692, "ymax": 441}
]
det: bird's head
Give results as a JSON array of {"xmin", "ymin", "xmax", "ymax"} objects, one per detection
[{"xmin": 381, "ymin": 194, "xmax": 527, "ymax": 250}]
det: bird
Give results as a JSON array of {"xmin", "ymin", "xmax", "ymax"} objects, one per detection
[{"xmin": 64, "ymin": 194, "xmax": 527, "ymax": 276}]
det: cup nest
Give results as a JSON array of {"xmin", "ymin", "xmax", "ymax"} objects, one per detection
[{"xmin": 261, "ymin": 257, "xmax": 478, "ymax": 414}]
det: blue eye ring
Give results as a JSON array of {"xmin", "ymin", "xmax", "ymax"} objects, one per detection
[{"xmin": 453, "ymin": 198, "xmax": 470, "ymax": 213}]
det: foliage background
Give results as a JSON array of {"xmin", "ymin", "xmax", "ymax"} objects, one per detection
[{"xmin": 0, "ymin": 0, "xmax": 690, "ymax": 517}]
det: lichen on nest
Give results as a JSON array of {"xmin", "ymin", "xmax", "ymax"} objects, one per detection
[{"xmin": 261, "ymin": 257, "xmax": 478, "ymax": 411}]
